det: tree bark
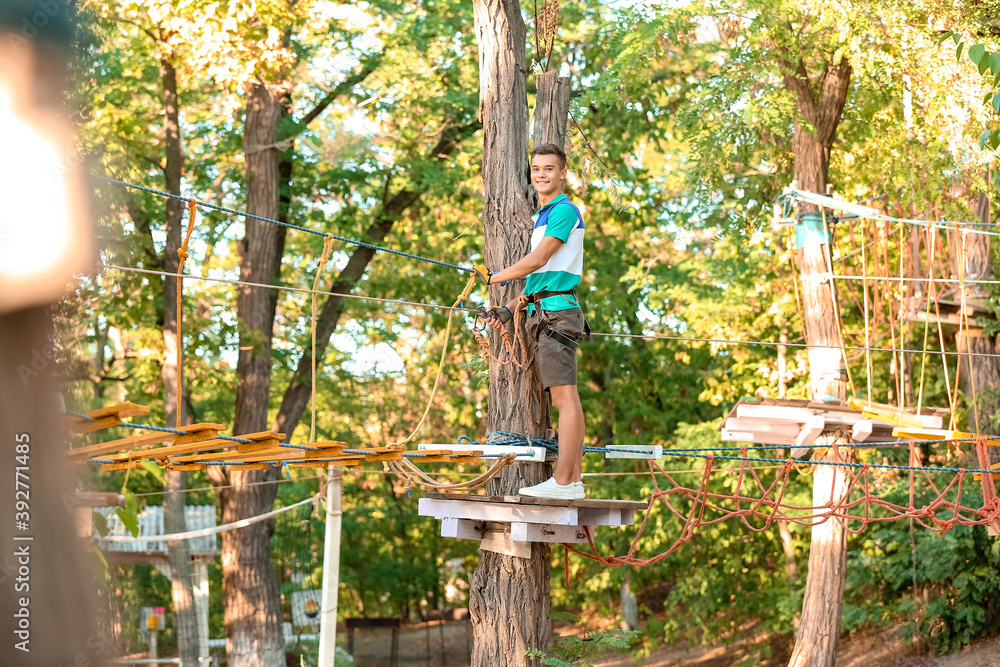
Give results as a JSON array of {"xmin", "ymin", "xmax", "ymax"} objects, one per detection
[
  {"xmin": 788, "ymin": 440, "xmax": 852, "ymax": 667},
  {"xmin": 216, "ymin": 77, "xmax": 288, "ymax": 667},
  {"xmin": 784, "ymin": 56, "xmax": 852, "ymax": 667},
  {"xmin": 469, "ymin": 6, "xmax": 569, "ymax": 665},
  {"xmin": 158, "ymin": 57, "xmax": 201, "ymax": 667}
]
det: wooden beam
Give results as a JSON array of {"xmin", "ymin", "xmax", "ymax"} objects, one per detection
[
  {"xmin": 604, "ymin": 445, "xmax": 663, "ymax": 460},
  {"xmin": 101, "ymin": 461, "xmax": 143, "ymax": 471},
  {"xmin": 117, "ymin": 437, "xmax": 232, "ymax": 460},
  {"xmin": 70, "ymin": 402, "xmax": 151, "ymax": 434},
  {"xmin": 418, "ymin": 497, "xmax": 578, "ymax": 525},
  {"xmin": 851, "ymin": 420, "xmax": 874, "ymax": 443},
  {"xmin": 69, "ymin": 430, "xmax": 177, "ymax": 461},
  {"xmin": 417, "ymin": 443, "xmax": 541, "ymax": 461},
  {"xmin": 792, "ymin": 416, "xmax": 825, "ymax": 458},
  {"xmin": 287, "ymin": 459, "xmax": 363, "ymax": 468},
  {"xmin": 425, "ymin": 493, "xmax": 647, "ymax": 512},
  {"xmin": 441, "ymin": 518, "xmax": 485, "ymax": 540},
  {"xmin": 479, "ymin": 531, "xmax": 531, "ymax": 558},
  {"xmin": 892, "ymin": 427, "xmax": 1000, "ymax": 447},
  {"xmin": 509, "ymin": 522, "xmax": 588, "ymax": 544}
]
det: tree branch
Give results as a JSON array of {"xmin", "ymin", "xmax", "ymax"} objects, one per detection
[
  {"xmin": 272, "ymin": 118, "xmax": 481, "ymax": 439},
  {"xmin": 281, "ymin": 56, "xmax": 382, "ymax": 141}
]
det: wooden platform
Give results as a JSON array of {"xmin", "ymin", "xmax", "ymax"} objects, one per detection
[
  {"xmin": 720, "ymin": 397, "xmax": 949, "ymax": 457},
  {"xmin": 420, "ymin": 493, "xmax": 647, "ymax": 559}
]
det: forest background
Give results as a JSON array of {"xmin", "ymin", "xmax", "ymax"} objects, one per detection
[{"xmin": 64, "ymin": 0, "xmax": 1000, "ymax": 663}]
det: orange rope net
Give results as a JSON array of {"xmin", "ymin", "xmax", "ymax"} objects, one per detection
[{"xmin": 568, "ymin": 438, "xmax": 1000, "ymax": 568}]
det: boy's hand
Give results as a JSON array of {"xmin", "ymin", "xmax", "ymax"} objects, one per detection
[
  {"xmin": 471, "ymin": 264, "xmax": 492, "ymax": 285},
  {"xmin": 479, "ymin": 306, "xmax": 512, "ymax": 330}
]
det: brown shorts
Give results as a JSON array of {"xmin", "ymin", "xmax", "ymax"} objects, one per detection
[{"xmin": 526, "ymin": 308, "xmax": 586, "ymax": 390}]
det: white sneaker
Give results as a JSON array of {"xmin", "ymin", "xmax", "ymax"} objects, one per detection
[{"xmin": 518, "ymin": 477, "xmax": 585, "ymax": 500}]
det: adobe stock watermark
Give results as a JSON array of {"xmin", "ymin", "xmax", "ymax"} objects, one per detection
[
  {"xmin": 16, "ymin": 343, "xmax": 56, "ymax": 386},
  {"xmin": 5, "ymin": 0, "xmax": 68, "ymax": 54}
]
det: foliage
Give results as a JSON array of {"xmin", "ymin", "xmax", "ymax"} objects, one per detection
[
  {"xmin": 525, "ymin": 613, "xmax": 641, "ymax": 667},
  {"xmin": 64, "ymin": 0, "xmax": 1000, "ymax": 661}
]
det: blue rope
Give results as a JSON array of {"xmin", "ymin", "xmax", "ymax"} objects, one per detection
[
  {"xmin": 101, "ymin": 177, "xmax": 475, "ymax": 274},
  {"xmin": 68, "ymin": 410, "xmax": 95, "ymax": 422}
]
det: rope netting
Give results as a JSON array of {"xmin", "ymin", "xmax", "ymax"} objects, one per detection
[{"xmin": 567, "ymin": 437, "xmax": 1000, "ymax": 568}]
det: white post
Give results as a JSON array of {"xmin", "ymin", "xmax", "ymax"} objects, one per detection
[
  {"xmin": 317, "ymin": 466, "xmax": 343, "ymax": 666},
  {"xmin": 193, "ymin": 560, "xmax": 210, "ymax": 663},
  {"xmin": 148, "ymin": 627, "xmax": 158, "ymax": 667}
]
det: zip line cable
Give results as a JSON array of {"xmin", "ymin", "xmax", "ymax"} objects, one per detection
[
  {"xmin": 96, "ymin": 262, "xmax": 1000, "ymax": 359},
  {"xmin": 100, "ymin": 176, "xmax": 475, "ymax": 274}
]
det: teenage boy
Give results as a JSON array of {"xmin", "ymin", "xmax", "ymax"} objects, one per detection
[{"xmin": 473, "ymin": 143, "xmax": 588, "ymax": 500}]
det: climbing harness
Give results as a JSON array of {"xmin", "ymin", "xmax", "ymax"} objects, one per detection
[{"xmin": 523, "ymin": 289, "xmax": 591, "ymax": 351}]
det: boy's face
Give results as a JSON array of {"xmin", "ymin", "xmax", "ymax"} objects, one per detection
[{"xmin": 530, "ymin": 153, "xmax": 566, "ymax": 198}]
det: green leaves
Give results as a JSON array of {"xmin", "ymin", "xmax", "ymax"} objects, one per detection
[
  {"xmin": 115, "ymin": 492, "xmax": 140, "ymax": 538},
  {"xmin": 979, "ymin": 129, "xmax": 1000, "ymax": 150},
  {"xmin": 968, "ymin": 43, "xmax": 987, "ymax": 69}
]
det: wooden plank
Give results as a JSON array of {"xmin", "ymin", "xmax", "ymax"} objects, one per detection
[
  {"xmin": 791, "ymin": 416, "xmax": 825, "ymax": 458},
  {"xmin": 68, "ymin": 431, "xmax": 176, "ymax": 461},
  {"xmin": 509, "ymin": 522, "xmax": 588, "ymax": 544},
  {"xmin": 71, "ymin": 403, "xmax": 151, "ymax": 434},
  {"xmin": 440, "ymin": 518, "xmax": 485, "ymax": 540},
  {"xmin": 577, "ymin": 508, "xmax": 627, "ymax": 526},
  {"xmin": 604, "ymin": 444, "xmax": 663, "ymax": 460},
  {"xmin": 287, "ymin": 459, "xmax": 363, "ymax": 468},
  {"xmin": 425, "ymin": 493, "xmax": 646, "ymax": 511},
  {"xmin": 171, "ymin": 445, "xmax": 292, "ymax": 464},
  {"xmin": 721, "ymin": 429, "xmax": 796, "ymax": 446},
  {"xmin": 235, "ymin": 430, "xmax": 287, "ymax": 442},
  {"xmin": 118, "ymin": 438, "xmax": 232, "ymax": 460},
  {"xmin": 166, "ymin": 464, "xmax": 207, "ymax": 471},
  {"xmin": 735, "ymin": 404, "xmax": 816, "ymax": 424},
  {"xmin": 479, "ymin": 531, "xmax": 531, "ymax": 558},
  {"xmin": 418, "ymin": 497, "xmax": 578, "ymax": 525},
  {"xmin": 225, "ymin": 463, "xmax": 269, "ymax": 470},
  {"xmin": 417, "ymin": 443, "xmax": 544, "ymax": 462},
  {"xmin": 234, "ymin": 439, "xmax": 284, "ymax": 454},
  {"xmin": 83, "ymin": 402, "xmax": 151, "ymax": 421},
  {"xmin": 101, "ymin": 461, "xmax": 143, "ymax": 471},
  {"xmin": 171, "ymin": 424, "xmax": 227, "ymax": 445},
  {"xmin": 892, "ymin": 427, "xmax": 1000, "ymax": 447},
  {"xmin": 851, "ymin": 419, "xmax": 874, "ymax": 443},
  {"xmin": 178, "ymin": 450, "xmax": 304, "ymax": 465},
  {"xmin": 848, "ymin": 398, "xmax": 943, "ymax": 429}
]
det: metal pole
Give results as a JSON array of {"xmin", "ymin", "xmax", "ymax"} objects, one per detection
[{"xmin": 317, "ymin": 466, "xmax": 343, "ymax": 666}]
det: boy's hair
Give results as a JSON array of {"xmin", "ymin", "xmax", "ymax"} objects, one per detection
[{"xmin": 531, "ymin": 142, "xmax": 566, "ymax": 168}]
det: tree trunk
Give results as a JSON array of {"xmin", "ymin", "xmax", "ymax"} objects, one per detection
[
  {"xmin": 788, "ymin": 440, "xmax": 852, "ymax": 667},
  {"xmin": 783, "ymin": 57, "xmax": 852, "ymax": 667},
  {"xmin": 0, "ymin": 308, "xmax": 103, "ymax": 667},
  {"xmin": 157, "ymin": 57, "xmax": 201, "ymax": 667},
  {"xmin": 216, "ymin": 77, "xmax": 287, "ymax": 667},
  {"xmin": 469, "ymin": 6, "xmax": 571, "ymax": 665}
]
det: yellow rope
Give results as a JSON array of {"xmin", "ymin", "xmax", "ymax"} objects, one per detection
[
  {"xmin": 387, "ymin": 454, "xmax": 515, "ymax": 491},
  {"xmin": 174, "ymin": 200, "xmax": 198, "ymax": 428},
  {"xmin": 916, "ymin": 224, "xmax": 936, "ymax": 413},
  {"xmin": 388, "ymin": 274, "xmax": 479, "ymax": 448},
  {"xmin": 861, "ymin": 218, "xmax": 872, "ymax": 407},
  {"xmin": 311, "ymin": 235, "xmax": 336, "ymax": 443}
]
